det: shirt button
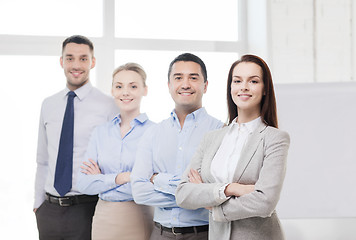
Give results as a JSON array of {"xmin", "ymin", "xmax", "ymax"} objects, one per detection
[{"xmin": 179, "ymin": 147, "xmax": 182, "ymax": 151}]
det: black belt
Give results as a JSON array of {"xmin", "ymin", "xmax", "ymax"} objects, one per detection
[
  {"xmin": 45, "ymin": 193, "xmax": 98, "ymax": 207},
  {"xmin": 154, "ymin": 222, "xmax": 208, "ymax": 235}
]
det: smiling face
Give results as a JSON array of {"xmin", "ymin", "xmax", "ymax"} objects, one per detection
[
  {"xmin": 230, "ymin": 62, "xmax": 264, "ymax": 120},
  {"xmin": 60, "ymin": 43, "xmax": 95, "ymax": 90},
  {"xmin": 112, "ymin": 70, "xmax": 147, "ymax": 116},
  {"xmin": 168, "ymin": 61, "xmax": 208, "ymax": 114}
]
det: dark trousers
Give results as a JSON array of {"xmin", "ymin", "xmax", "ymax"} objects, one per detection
[
  {"xmin": 35, "ymin": 200, "xmax": 97, "ymax": 240},
  {"xmin": 150, "ymin": 224, "xmax": 208, "ymax": 240}
]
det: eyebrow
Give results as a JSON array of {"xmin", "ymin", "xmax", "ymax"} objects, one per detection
[
  {"xmin": 233, "ymin": 75, "xmax": 261, "ymax": 79},
  {"xmin": 64, "ymin": 54, "xmax": 89, "ymax": 58},
  {"xmin": 114, "ymin": 81, "xmax": 138, "ymax": 84},
  {"xmin": 173, "ymin": 73, "xmax": 200, "ymax": 76}
]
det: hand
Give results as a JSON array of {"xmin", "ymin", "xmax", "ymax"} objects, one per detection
[
  {"xmin": 115, "ymin": 172, "xmax": 131, "ymax": 185},
  {"xmin": 33, "ymin": 208, "xmax": 37, "ymax": 213},
  {"xmin": 224, "ymin": 183, "xmax": 255, "ymax": 197},
  {"xmin": 80, "ymin": 158, "xmax": 101, "ymax": 175},
  {"xmin": 188, "ymin": 169, "xmax": 203, "ymax": 184},
  {"xmin": 150, "ymin": 173, "xmax": 158, "ymax": 184}
]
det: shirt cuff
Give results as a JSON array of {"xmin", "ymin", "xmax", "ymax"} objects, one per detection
[
  {"xmin": 104, "ymin": 173, "xmax": 118, "ymax": 188},
  {"xmin": 153, "ymin": 173, "xmax": 177, "ymax": 195},
  {"xmin": 218, "ymin": 183, "xmax": 230, "ymax": 200}
]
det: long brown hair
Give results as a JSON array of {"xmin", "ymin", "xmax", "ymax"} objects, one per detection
[{"xmin": 227, "ymin": 54, "xmax": 278, "ymax": 128}]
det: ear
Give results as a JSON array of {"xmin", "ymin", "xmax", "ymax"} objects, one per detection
[
  {"xmin": 143, "ymin": 86, "xmax": 148, "ymax": 97},
  {"xmin": 91, "ymin": 57, "xmax": 96, "ymax": 69},
  {"xmin": 60, "ymin": 56, "xmax": 64, "ymax": 68},
  {"xmin": 203, "ymin": 80, "xmax": 208, "ymax": 94}
]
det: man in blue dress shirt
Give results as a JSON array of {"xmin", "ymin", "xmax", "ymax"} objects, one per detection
[
  {"xmin": 131, "ymin": 53, "xmax": 223, "ymax": 240},
  {"xmin": 33, "ymin": 35, "xmax": 118, "ymax": 240}
]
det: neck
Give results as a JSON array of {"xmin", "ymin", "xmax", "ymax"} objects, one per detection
[
  {"xmin": 120, "ymin": 110, "xmax": 140, "ymax": 126},
  {"xmin": 237, "ymin": 109, "xmax": 260, "ymax": 124},
  {"xmin": 119, "ymin": 110, "xmax": 140, "ymax": 138},
  {"xmin": 175, "ymin": 106, "xmax": 200, "ymax": 128},
  {"xmin": 67, "ymin": 80, "xmax": 89, "ymax": 91}
]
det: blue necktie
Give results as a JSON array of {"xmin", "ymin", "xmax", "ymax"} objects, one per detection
[{"xmin": 54, "ymin": 91, "xmax": 76, "ymax": 196}]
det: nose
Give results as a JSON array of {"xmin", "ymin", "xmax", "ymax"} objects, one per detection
[
  {"xmin": 71, "ymin": 59, "xmax": 81, "ymax": 69},
  {"xmin": 241, "ymin": 81, "xmax": 249, "ymax": 91},
  {"xmin": 181, "ymin": 77, "xmax": 191, "ymax": 89},
  {"xmin": 122, "ymin": 86, "xmax": 129, "ymax": 96}
]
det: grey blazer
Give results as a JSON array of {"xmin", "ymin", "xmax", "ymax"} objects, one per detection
[{"xmin": 176, "ymin": 121, "xmax": 290, "ymax": 240}]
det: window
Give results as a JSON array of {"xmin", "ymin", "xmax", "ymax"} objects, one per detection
[
  {"xmin": 115, "ymin": 0, "xmax": 239, "ymax": 41},
  {"xmin": 0, "ymin": 1, "xmax": 245, "ymax": 238},
  {"xmin": 0, "ymin": 0, "xmax": 103, "ymax": 37}
]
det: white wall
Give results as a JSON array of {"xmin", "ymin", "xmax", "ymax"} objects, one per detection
[
  {"xmin": 256, "ymin": 1, "xmax": 356, "ymax": 239},
  {"xmin": 267, "ymin": 0, "xmax": 355, "ymax": 84}
]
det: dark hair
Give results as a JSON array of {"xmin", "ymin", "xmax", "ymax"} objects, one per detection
[
  {"xmin": 167, "ymin": 53, "xmax": 207, "ymax": 82},
  {"xmin": 62, "ymin": 35, "xmax": 94, "ymax": 55},
  {"xmin": 227, "ymin": 54, "xmax": 278, "ymax": 128}
]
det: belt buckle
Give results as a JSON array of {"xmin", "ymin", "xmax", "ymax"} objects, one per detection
[
  {"xmin": 58, "ymin": 197, "xmax": 72, "ymax": 207},
  {"xmin": 171, "ymin": 227, "xmax": 182, "ymax": 236}
]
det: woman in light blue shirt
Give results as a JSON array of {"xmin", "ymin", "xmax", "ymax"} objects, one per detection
[{"xmin": 77, "ymin": 63, "xmax": 154, "ymax": 240}]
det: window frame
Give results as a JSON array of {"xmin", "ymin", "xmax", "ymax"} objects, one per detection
[{"xmin": 0, "ymin": 0, "xmax": 247, "ymax": 93}]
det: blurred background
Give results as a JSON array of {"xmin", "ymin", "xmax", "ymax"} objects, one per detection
[{"xmin": 0, "ymin": 0, "xmax": 355, "ymax": 239}]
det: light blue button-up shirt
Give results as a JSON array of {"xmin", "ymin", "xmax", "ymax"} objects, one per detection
[
  {"xmin": 131, "ymin": 108, "xmax": 223, "ymax": 228},
  {"xmin": 77, "ymin": 113, "xmax": 154, "ymax": 202}
]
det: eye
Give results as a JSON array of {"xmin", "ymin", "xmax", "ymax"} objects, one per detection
[
  {"xmin": 80, "ymin": 58, "xmax": 88, "ymax": 62},
  {"xmin": 232, "ymin": 79, "xmax": 241, "ymax": 83},
  {"xmin": 250, "ymin": 79, "xmax": 259, "ymax": 84},
  {"xmin": 175, "ymin": 76, "xmax": 182, "ymax": 81},
  {"xmin": 66, "ymin": 57, "xmax": 73, "ymax": 61},
  {"xmin": 131, "ymin": 85, "xmax": 137, "ymax": 89},
  {"xmin": 116, "ymin": 85, "xmax": 122, "ymax": 89}
]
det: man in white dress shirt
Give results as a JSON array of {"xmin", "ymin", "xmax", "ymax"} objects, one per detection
[{"xmin": 33, "ymin": 35, "xmax": 118, "ymax": 240}]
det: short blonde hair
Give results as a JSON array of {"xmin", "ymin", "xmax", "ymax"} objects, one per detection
[{"xmin": 112, "ymin": 62, "xmax": 147, "ymax": 87}]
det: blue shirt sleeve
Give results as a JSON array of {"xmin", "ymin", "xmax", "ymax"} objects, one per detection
[
  {"xmin": 131, "ymin": 126, "xmax": 178, "ymax": 208},
  {"xmin": 153, "ymin": 173, "xmax": 181, "ymax": 195},
  {"xmin": 77, "ymin": 127, "xmax": 119, "ymax": 195}
]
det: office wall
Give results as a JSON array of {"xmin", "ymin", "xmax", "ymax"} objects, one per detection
[
  {"xmin": 268, "ymin": 0, "xmax": 355, "ymax": 84},
  {"xmin": 274, "ymin": 82, "xmax": 356, "ymax": 239},
  {"xmin": 263, "ymin": 1, "xmax": 356, "ymax": 239}
]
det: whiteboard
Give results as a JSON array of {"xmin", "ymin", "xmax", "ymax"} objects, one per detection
[{"xmin": 275, "ymin": 82, "xmax": 356, "ymax": 218}]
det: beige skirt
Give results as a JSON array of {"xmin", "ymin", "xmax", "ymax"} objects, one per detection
[{"xmin": 92, "ymin": 199, "xmax": 153, "ymax": 240}]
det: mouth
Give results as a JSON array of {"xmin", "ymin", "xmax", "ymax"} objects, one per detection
[
  {"xmin": 120, "ymin": 99, "xmax": 133, "ymax": 103},
  {"xmin": 70, "ymin": 71, "xmax": 84, "ymax": 78},
  {"xmin": 178, "ymin": 92, "xmax": 194, "ymax": 96},
  {"xmin": 238, "ymin": 94, "xmax": 252, "ymax": 100}
]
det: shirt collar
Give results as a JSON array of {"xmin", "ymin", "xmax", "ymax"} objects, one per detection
[
  {"xmin": 230, "ymin": 116, "xmax": 262, "ymax": 134},
  {"xmin": 170, "ymin": 107, "xmax": 207, "ymax": 125},
  {"xmin": 112, "ymin": 113, "xmax": 149, "ymax": 126},
  {"xmin": 63, "ymin": 82, "xmax": 93, "ymax": 101}
]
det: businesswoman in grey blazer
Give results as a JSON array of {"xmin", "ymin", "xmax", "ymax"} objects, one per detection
[{"xmin": 176, "ymin": 54, "xmax": 290, "ymax": 240}]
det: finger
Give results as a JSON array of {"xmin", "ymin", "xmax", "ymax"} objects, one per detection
[
  {"xmin": 81, "ymin": 170, "xmax": 89, "ymax": 174},
  {"xmin": 88, "ymin": 159, "xmax": 99, "ymax": 170},
  {"xmin": 83, "ymin": 161, "xmax": 94, "ymax": 168},
  {"xmin": 80, "ymin": 165, "xmax": 91, "ymax": 171},
  {"xmin": 88, "ymin": 158, "xmax": 97, "ymax": 167},
  {"xmin": 190, "ymin": 169, "xmax": 201, "ymax": 180}
]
